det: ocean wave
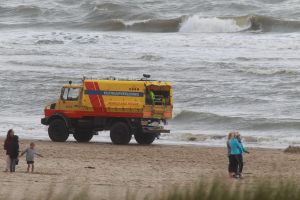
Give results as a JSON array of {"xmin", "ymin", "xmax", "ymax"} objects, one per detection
[
  {"xmin": 76, "ymin": 19, "xmax": 126, "ymax": 31},
  {"xmin": 178, "ymin": 133, "xmax": 263, "ymax": 143},
  {"xmin": 177, "ymin": 133, "xmax": 300, "ymax": 148},
  {"xmin": 179, "ymin": 133, "xmax": 226, "ymax": 142},
  {"xmin": 1, "ymin": 0, "xmax": 300, "ymax": 33},
  {"xmin": 1, "ymin": 4, "xmax": 300, "ymax": 34},
  {"xmin": 179, "ymin": 16, "xmax": 251, "ymax": 33},
  {"xmin": 80, "ymin": 16, "xmax": 240, "ymax": 32},
  {"xmin": 83, "ymin": 3, "xmax": 150, "ymax": 21},
  {"xmin": 77, "ymin": 18, "xmax": 182, "ymax": 32},
  {"xmin": 0, "ymin": 5, "xmax": 42, "ymax": 17},
  {"xmin": 179, "ymin": 15, "xmax": 300, "ymax": 33},
  {"xmin": 248, "ymin": 15, "xmax": 300, "ymax": 32},
  {"xmin": 36, "ymin": 39, "xmax": 64, "ymax": 45},
  {"xmin": 172, "ymin": 110, "xmax": 242, "ymax": 123},
  {"xmin": 172, "ymin": 110, "xmax": 300, "ymax": 131},
  {"xmin": 236, "ymin": 68, "xmax": 300, "ymax": 76},
  {"xmin": 73, "ymin": 15, "xmax": 300, "ymax": 33},
  {"xmin": 139, "ymin": 54, "xmax": 163, "ymax": 61}
]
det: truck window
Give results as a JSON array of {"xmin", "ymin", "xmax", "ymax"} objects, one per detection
[
  {"xmin": 146, "ymin": 90, "xmax": 170, "ymax": 105},
  {"xmin": 61, "ymin": 88, "xmax": 80, "ymax": 101}
]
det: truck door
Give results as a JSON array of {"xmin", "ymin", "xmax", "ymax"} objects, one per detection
[
  {"xmin": 58, "ymin": 87, "xmax": 82, "ymax": 110},
  {"xmin": 144, "ymin": 84, "xmax": 172, "ymax": 118}
]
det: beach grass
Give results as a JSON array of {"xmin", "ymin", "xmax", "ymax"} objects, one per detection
[
  {"xmin": 154, "ymin": 179, "xmax": 300, "ymax": 200},
  {"xmin": 284, "ymin": 146, "xmax": 300, "ymax": 154},
  {"xmin": 3, "ymin": 178, "xmax": 299, "ymax": 200}
]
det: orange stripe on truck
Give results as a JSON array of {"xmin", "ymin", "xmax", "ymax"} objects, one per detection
[
  {"xmin": 85, "ymin": 82, "xmax": 101, "ymax": 111},
  {"xmin": 94, "ymin": 81, "xmax": 107, "ymax": 112},
  {"xmin": 143, "ymin": 111, "xmax": 152, "ymax": 118},
  {"xmin": 164, "ymin": 112, "xmax": 172, "ymax": 118}
]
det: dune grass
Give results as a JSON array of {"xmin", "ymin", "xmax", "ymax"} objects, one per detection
[
  {"xmin": 2, "ymin": 179, "xmax": 300, "ymax": 200},
  {"xmin": 153, "ymin": 179, "xmax": 300, "ymax": 200},
  {"xmin": 49, "ymin": 179, "xmax": 300, "ymax": 200},
  {"xmin": 284, "ymin": 146, "xmax": 300, "ymax": 154}
]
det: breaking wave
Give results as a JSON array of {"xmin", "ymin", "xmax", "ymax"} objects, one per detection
[
  {"xmin": 77, "ymin": 18, "xmax": 182, "ymax": 32},
  {"xmin": 1, "ymin": 2, "xmax": 300, "ymax": 34},
  {"xmin": 179, "ymin": 16, "xmax": 251, "ymax": 33},
  {"xmin": 63, "ymin": 15, "xmax": 300, "ymax": 33},
  {"xmin": 172, "ymin": 110, "xmax": 300, "ymax": 131},
  {"xmin": 178, "ymin": 15, "xmax": 300, "ymax": 33}
]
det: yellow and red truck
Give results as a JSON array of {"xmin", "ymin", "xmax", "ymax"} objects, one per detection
[{"xmin": 41, "ymin": 75, "xmax": 173, "ymax": 144}]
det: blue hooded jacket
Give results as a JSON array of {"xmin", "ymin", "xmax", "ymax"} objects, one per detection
[{"xmin": 229, "ymin": 138, "xmax": 245, "ymax": 155}]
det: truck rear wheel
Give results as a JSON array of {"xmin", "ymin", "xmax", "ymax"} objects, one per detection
[
  {"xmin": 110, "ymin": 122, "xmax": 132, "ymax": 145},
  {"xmin": 73, "ymin": 130, "xmax": 93, "ymax": 143},
  {"xmin": 48, "ymin": 119, "xmax": 69, "ymax": 142},
  {"xmin": 134, "ymin": 130, "xmax": 156, "ymax": 145}
]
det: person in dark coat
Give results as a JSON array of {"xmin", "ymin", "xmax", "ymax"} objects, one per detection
[
  {"xmin": 4, "ymin": 129, "xmax": 14, "ymax": 172},
  {"xmin": 9, "ymin": 135, "xmax": 19, "ymax": 172},
  {"xmin": 235, "ymin": 132, "xmax": 249, "ymax": 178}
]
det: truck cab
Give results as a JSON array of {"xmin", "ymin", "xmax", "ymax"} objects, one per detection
[{"xmin": 58, "ymin": 84, "xmax": 82, "ymax": 109}]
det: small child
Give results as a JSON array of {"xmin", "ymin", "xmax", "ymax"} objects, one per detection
[{"xmin": 20, "ymin": 142, "xmax": 43, "ymax": 173}]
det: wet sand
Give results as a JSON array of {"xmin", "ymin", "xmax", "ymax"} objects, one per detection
[{"xmin": 1, "ymin": 139, "xmax": 300, "ymax": 199}]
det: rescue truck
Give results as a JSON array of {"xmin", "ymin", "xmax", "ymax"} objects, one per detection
[{"xmin": 41, "ymin": 75, "xmax": 173, "ymax": 145}]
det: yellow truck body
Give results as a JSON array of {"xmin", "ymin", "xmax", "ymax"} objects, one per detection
[{"xmin": 42, "ymin": 77, "xmax": 173, "ymax": 145}]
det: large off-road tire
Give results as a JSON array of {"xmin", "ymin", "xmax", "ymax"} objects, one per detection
[
  {"xmin": 48, "ymin": 119, "xmax": 69, "ymax": 142},
  {"xmin": 134, "ymin": 129, "xmax": 156, "ymax": 145},
  {"xmin": 110, "ymin": 122, "xmax": 132, "ymax": 145},
  {"xmin": 73, "ymin": 130, "xmax": 94, "ymax": 143}
]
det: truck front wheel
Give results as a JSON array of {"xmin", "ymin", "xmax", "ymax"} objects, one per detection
[
  {"xmin": 110, "ymin": 122, "xmax": 132, "ymax": 145},
  {"xmin": 73, "ymin": 130, "xmax": 93, "ymax": 143},
  {"xmin": 48, "ymin": 119, "xmax": 69, "ymax": 142},
  {"xmin": 134, "ymin": 130, "xmax": 156, "ymax": 145}
]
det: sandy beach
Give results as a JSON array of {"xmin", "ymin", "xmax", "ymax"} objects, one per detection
[{"xmin": 1, "ymin": 139, "xmax": 300, "ymax": 200}]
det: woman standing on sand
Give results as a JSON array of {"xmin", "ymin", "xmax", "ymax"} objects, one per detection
[
  {"xmin": 226, "ymin": 132, "xmax": 236, "ymax": 178},
  {"xmin": 4, "ymin": 129, "xmax": 14, "ymax": 172},
  {"xmin": 229, "ymin": 132, "xmax": 249, "ymax": 178},
  {"xmin": 9, "ymin": 135, "xmax": 19, "ymax": 172}
]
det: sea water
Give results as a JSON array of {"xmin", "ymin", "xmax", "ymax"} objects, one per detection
[{"xmin": 0, "ymin": 0, "xmax": 300, "ymax": 148}]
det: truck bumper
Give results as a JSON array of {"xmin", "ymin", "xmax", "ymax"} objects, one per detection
[{"xmin": 142, "ymin": 126, "xmax": 170, "ymax": 134}]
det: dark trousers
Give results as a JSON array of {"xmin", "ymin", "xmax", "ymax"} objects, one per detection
[
  {"xmin": 10, "ymin": 158, "xmax": 17, "ymax": 172},
  {"xmin": 228, "ymin": 155, "xmax": 236, "ymax": 173},
  {"xmin": 234, "ymin": 154, "xmax": 243, "ymax": 175}
]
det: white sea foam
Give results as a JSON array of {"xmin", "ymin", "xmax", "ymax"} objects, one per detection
[{"xmin": 179, "ymin": 16, "xmax": 250, "ymax": 33}]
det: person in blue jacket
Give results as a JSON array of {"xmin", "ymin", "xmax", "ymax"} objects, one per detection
[
  {"xmin": 229, "ymin": 132, "xmax": 249, "ymax": 178},
  {"xmin": 226, "ymin": 132, "xmax": 235, "ymax": 178}
]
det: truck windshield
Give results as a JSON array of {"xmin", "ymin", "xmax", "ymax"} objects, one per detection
[{"xmin": 61, "ymin": 87, "xmax": 80, "ymax": 101}]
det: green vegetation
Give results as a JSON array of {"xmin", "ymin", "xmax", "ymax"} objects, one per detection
[
  {"xmin": 3, "ymin": 179, "xmax": 300, "ymax": 200},
  {"xmin": 284, "ymin": 146, "xmax": 300, "ymax": 154},
  {"xmin": 153, "ymin": 179, "xmax": 300, "ymax": 200}
]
